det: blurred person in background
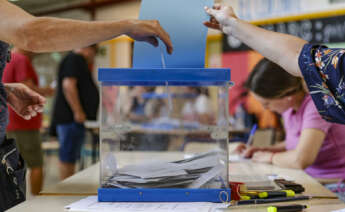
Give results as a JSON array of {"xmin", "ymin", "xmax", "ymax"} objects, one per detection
[
  {"xmin": 2, "ymin": 47, "xmax": 54, "ymax": 195},
  {"xmin": 125, "ymin": 86, "xmax": 152, "ymax": 123},
  {"xmin": 123, "ymin": 86, "xmax": 170, "ymax": 151},
  {"xmin": 51, "ymin": 45, "xmax": 98, "ymax": 180},
  {"xmin": 182, "ymin": 87, "xmax": 213, "ymax": 124}
]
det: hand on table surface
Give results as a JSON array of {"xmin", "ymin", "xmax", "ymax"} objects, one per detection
[
  {"xmin": 234, "ymin": 143, "xmax": 264, "ymax": 158},
  {"xmin": 252, "ymin": 151, "xmax": 274, "ymax": 164}
]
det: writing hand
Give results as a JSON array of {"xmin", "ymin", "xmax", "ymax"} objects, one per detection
[{"xmin": 235, "ymin": 143, "xmax": 264, "ymax": 158}]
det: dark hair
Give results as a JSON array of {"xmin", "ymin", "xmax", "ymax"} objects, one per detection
[
  {"xmin": 188, "ymin": 87, "xmax": 209, "ymax": 96},
  {"xmin": 245, "ymin": 58, "xmax": 303, "ymax": 99},
  {"xmin": 85, "ymin": 44, "xmax": 98, "ymax": 52}
]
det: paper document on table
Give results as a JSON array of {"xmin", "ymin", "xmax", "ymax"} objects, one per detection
[
  {"xmin": 119, "ymin": 162, "xmax": 187, "ymax": 178},
  {"xmin": 65, "ymin": 196, "xmax": 229, "ymax": 212},
  {"xmin": 332, "ymin": 209, "xmax": 345, "ymax": 212},
  {"xmin": 175, "ymin": 155, "xmax": 221, "ymax": 171},
  {"xmin": 228, "ymin": 174, "xmax": 278, "ymax": 190},
  {"xmin": 228, "ymin": 154, "xmax": 250, "ymax": 162},
  {"xmin": 188, "ymin": 165, "xmax": 224, "ymax": 189}
]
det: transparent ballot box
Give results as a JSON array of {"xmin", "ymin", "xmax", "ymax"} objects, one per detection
[{"xmin": 98, "ymin": 68, "xmax": 231, "ymax": 202}]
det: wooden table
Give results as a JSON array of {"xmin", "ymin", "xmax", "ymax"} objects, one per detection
[
  {"xmin": 40, "ymin": 163, "xmax": 99, "ymax": 196},
  {"xmin": 7, "ymin": 195, "xmax": 345, "ymax": 212},
  {"xmin": 10, "ymin": 151, "xmax": 345, "ymax": 211},
  {"xmin": 40, "ymin": 152, "xmax": 185, "ymax": 196}
]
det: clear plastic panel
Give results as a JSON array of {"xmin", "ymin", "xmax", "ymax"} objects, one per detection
[{"xmin": 100, "ymin": 85, "xmax": 229, "ymax": 190}]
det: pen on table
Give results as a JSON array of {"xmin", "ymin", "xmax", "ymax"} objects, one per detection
[
  {"xmin": 258, "ymin": 190, "xmax": 295, "ymax": 199},
  {"xmin": 246, "ymin": 124, "xmax": 258, "ymax": 147},
  {"xmin": 240, "ymin": 190, "xmax": 295, "ymax": 200},
  {"xmin": 235, "ymin": 195, "xmax": 310, "ymax": 205},
  {"xmin": 228, "ymin": 204, "xmax": 308, "ymax": 211},
  {"xmin": 267, "ymin": 204, "xmax": 307, "ymax": 212}
]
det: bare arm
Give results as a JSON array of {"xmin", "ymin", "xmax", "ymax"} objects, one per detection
[
  {"xmin": 21, "ymin": 79, "xmax": 54, "ymax": 97},
  {"xmin": 230, "ymin": 19, "xmax": 306, "ymax": 77},
  {"xmin": 204, "ymin": 5, "xmax": 306, "ymax": 77},
  {"xmin": 237, "ymin": 141, "xmax": 286, "ymax": 158},
  {"xmin": 254, "ymin": 128, "xmax": 325, "ymax": 169},
  {"xmin": 272, "ymin": 128, "xmax": 325, "ymax": 169},
  {"xmin": 260, "ymin": 141, "xmax": 287, "ymax": 153},
  {"xmin": 62, "ymin": 77, "xmax": 85, "ymax": 123},
  {"xmin": 0, "ymin": 0, "xmax": 173, "ymax": 53}
]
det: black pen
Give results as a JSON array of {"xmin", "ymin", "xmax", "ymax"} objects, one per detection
[
  {"xmin": 236, "ymin": 195, "xmax": 310, "ymax": 205},
  {"xmin": 267, "ymin": 204, "xmax": 307, "ymax": 212},
  {"xmin": 258, "ymin": 190, "xmax": 295, "ymax": 198}
]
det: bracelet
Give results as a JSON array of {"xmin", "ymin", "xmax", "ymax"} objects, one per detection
[{"xmin": 270, "ymin": 152, "xmax": 275, "ymax": 164}]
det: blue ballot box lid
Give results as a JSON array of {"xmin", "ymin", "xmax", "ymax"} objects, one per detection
[{"xmin": 98, "ymin": 68, "xmax": 231, "ymax": 86}]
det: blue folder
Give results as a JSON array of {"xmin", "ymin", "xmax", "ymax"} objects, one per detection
[{"xmin": 133, "ymin": 0, "xmax": 213, "ymax": 68}]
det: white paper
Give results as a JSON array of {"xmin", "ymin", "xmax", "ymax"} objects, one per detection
[
  {"xmin": 228, "ymin": 174, "xmax": 277, "ymax": 190},
  {"xmin": 332, "ymin": 209, "xmax": 345, "ymax": 212},
  {"xmin": 175, "ymin": 155, "xmax": 221, "ymax": 171},
  {"xmin": 119, "ymin": 162, "xmax": 187, "ymax": 179},
  {"xmin": 228, "ymin": 174, "xmax": 271, "ymax": 184},
  {"xmin": 228, "ymin": 154, "xmax": 250, "ymax": 162},
  {"xmin": 188, "ymin": 165, "xmax": 224, "ymax": 189},
  {"xmin": 105, "ymin": 151, "xmax": 225, "ymax": 189},
  {"xmin": 65, "ymin": 196, "xmax": 229, "ymax": 212}
]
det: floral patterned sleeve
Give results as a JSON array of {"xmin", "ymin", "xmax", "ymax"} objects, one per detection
[{"xmin": 299, "ymin": 44, "xmax": 345, "ymax": 124}]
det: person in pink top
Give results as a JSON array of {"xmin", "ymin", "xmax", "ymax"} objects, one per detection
[{"xmin": 236, "ymin": 58, "xmax": 345, "ymax": 200}]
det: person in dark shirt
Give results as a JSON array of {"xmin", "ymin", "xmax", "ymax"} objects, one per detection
[{"xmin": 51, "ymin": 45, "xmax": 99, "ymax": 180}]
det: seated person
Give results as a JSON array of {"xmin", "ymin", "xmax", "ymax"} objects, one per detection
[
  {"xmin": 125, "ymin": 86, "xmax": 152, "ymax": 123},
  {"xmin": 236, "ymin": 58, "xmax": 345, "ymax": 199}
]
